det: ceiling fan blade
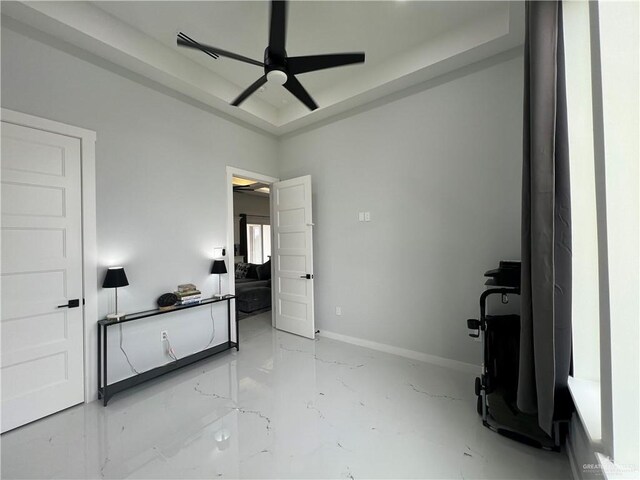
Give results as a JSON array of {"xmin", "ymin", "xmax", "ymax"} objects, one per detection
[
  {"xmin": 269, "ymin": 0, "xmax": 287, "ymax": 52},
  {"xmin": 177, "ymin": 32, "xmax": 219, "ymax": 60},
  {"xmin": 283, "ymin": 75, "xmax": 318, "ymax": 111},
  {"xmin": 177, "ymin": 34, "xmax": 264, "ymax": 67},
  {"xmin": 231, "ymin": 75, "xmax": 268, "ymax": 107},
  {"xmin": 287, "ymin": 53, "xmax": 365, "ymax": 75}
]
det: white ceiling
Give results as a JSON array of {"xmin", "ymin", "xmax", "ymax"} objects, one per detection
[
  {"xmin": 1, "ymin": 1, "xmax": 524, "ymax": 135},
  {"xmin": 94, "ymin": 1, "xmax": 505, "ymax": 109}
]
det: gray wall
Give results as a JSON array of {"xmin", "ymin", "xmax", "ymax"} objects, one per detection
[
  {"xmin": 279, "ymin": 54, "xmax": 523, "ymax": 366},
  {"xmin": 2, "ymin": 22, "xmax": 523, "ymax": 376},
  {"xmin": 1, "ymin": 26, "xmax": 279, "ymax": 383}
]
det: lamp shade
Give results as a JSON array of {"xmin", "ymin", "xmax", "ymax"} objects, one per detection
[
  {"xmin": 102, "ymin": 267, "xmax": 129, "ymax": 288},
  {"xmin": 211, "ymin": 260, "xmax": 227, "ymax": 274}
]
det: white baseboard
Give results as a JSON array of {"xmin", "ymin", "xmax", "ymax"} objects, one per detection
[{"xmin": 318, "ymin": 329, "xmax": 479, "ymax": 374}]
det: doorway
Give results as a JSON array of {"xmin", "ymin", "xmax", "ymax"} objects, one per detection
[
  {"xmin": 232, "ymin": 175, "xmax": 273, "ymax": 322},
  {"xmin": 225, "ymin": 168, "xmax": 279, "ymax": 339},
  {"xmin": 225, "ymin": 167, "xmax": 317, "ymax": 341}
]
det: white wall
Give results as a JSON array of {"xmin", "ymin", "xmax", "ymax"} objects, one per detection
[
  {"xmin": 1, "ymin": 26, "xmax": 279, "ymax": 385},
  {"xmin": 278, "ymin": 53, "xmax": 523, "ymax": 366}
]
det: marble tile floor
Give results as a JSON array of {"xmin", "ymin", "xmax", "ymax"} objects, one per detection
[{"xmin": 1, "ymin": 312, "xmax": 571, "ymax": 479}]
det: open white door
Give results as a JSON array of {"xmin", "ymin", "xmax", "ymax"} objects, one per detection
[
  {"xmin": 272, "ymin": 175, "xmax": 315, "ymax": 339},
  {"xmin": 1, "ymin": 122, "xmax": 85, "ymax": 432}
]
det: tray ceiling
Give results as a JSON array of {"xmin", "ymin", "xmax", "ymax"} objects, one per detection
[{"xmin": 1, "ymin": 1, "xmax": 524, "ymax": 135}]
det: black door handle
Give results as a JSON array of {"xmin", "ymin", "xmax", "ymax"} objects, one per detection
[
  {"xmin": 299, "ymin": 274, "xmax": 314, "ymax": 279},
  {"xmin": 57, "ymin": 299, "xmax": 80, "ymax": 309}
]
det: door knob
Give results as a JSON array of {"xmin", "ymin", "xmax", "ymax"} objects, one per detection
[
  {"xmin": 57, "ymin": 299, "xmax": 80, "ymax": 308},
  {"xmin": 299, "ymin": 274, "xmax": 314, "ymax": 279}
]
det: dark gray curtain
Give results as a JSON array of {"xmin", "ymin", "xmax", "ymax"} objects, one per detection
[
  {"xmin": 518, "ymin": 0, "xmax": 572, "ymax": 435},
  {"xmin": 239, "ymin": 214, "xmax": 248, "ymax": 262}
]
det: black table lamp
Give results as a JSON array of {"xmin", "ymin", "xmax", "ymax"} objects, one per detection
[
  {"xmin": 103, "ymin": 267, "xmax": 129, "ymax": 320},
  {"xmin": 211, "ymin": 260, "xmax": 227, "ymax": 299}
]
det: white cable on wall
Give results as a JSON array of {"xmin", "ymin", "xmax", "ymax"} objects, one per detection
[
  {"xmin": 165, "ymin": 335, "xmax": 178, "ymax": 362},
  {"xmin": 204, "ymin": 302, "xmax": 217, "ymax": 348},
  {"xmin": 119, "ymin": 324, "xmax": 141, "ymax": 375},
  {"xmin": 122, "ymin": 304, "xmax": 218, "ymax": 370},
  {"xmin": 162, "ymin": 304, "xmax": 216, "ymax": 362}
]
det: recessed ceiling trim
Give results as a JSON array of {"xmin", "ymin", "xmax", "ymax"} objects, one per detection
[
  {"xmin": 277, "ymin": 2, "xmax": 522, "ymax": 131},
  {"xmin": 1, "ymin": 1, "xmax": 524, "ymax": 136},
  {"xmin": 1, "ymin": 0, "xmax": 280, "ymax": 130}
]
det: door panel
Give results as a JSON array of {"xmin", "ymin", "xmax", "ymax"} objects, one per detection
[
  {"xmin": 1, "ymin": 122, "xmax": 84, "ymax": 433},
  {"xmin": 1, "ymin": 134, "xmax": 66, "ymax": 176},
  {"xmin": 272, "ymin": 175, "xmax": 315, "ymax": 339},
  {"xmin": 279, "ymin": 277, "xmax": 308, "ymax": 297},
  {"xmin": 1, "ymin": 182, "xmax": 66, "ymax": 217}
]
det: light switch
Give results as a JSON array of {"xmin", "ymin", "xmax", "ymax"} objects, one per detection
[
  {"xmin": 358, "ymin": 212, "xmax": 365, "ymax": 222},
  {"xmin": 364, "ymin": 212, "xmax": 371, "ymax": 222}
]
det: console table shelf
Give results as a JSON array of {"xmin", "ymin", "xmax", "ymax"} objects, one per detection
[{"xmin": 98, "ymin": 295, "xmax": 236, "ymax": 406}]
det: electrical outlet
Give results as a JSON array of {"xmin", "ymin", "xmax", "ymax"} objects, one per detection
[
  {"xmin": 358, "ymin": 212, "xmax": 365, "ymax": 222},
  {"xmin": 161, "ymin": 330, "xmax": 168, "ymax": 342},
  {"xmin": 335, "ymin": 306, "xmax": 342, "ymax": 316},
  {"xmin": 364, "ymin": 212, "xmax": 371, "ymax": 222}
]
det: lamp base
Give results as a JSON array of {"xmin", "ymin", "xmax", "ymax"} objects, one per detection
[{"xmin": 107, "ymin": 312, "xmax": 126, "ymax": 321}]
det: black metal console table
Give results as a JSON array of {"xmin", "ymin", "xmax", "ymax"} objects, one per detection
[{"xmin": 97, "ymin": 296, "xmax": 237, "ymax": 406}]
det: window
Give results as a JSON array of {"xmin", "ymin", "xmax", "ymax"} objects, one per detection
[
  {"xmin": 563, "ymin": 0, "xmax": 639, "ymax": 468},
  {"xmin": 564, "ymin": 0, "xmax": 600, "ymax": 383},
  {"xmin": 247, "ymin": 224, "xmax": 271, "ymax": 264}
]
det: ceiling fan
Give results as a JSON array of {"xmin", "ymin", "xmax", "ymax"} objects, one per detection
[{"xmin": 177, "ymin": 0, "xmax": 365, "ymax": 111}]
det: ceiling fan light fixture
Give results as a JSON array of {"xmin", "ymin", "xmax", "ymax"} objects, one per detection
[{"xmin": 266, "ymin": 69, "xmax": 288, "ymax": 85}]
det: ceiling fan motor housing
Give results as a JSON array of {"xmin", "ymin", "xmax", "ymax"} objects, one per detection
[{"xmin": 264, "ymin": 47, "xmax": 287, "ymax": 75}]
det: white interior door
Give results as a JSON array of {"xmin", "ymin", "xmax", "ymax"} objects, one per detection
[
  {"xmin": 1, "ymin": 121, "xmax": 85, "ymax": 432},
  {"xmin": 272, "ymin": 175, "xmax": 315, "ymax": 339}
]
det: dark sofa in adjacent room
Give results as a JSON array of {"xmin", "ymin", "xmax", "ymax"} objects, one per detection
[{"xmin": 235, "ymin": 260, "xmax": 271, "ymax": 313}]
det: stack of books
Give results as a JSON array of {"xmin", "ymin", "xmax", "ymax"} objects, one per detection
[{"xmin": 175, "ymin": 283, "xmax": 201, "ymax": 305}]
